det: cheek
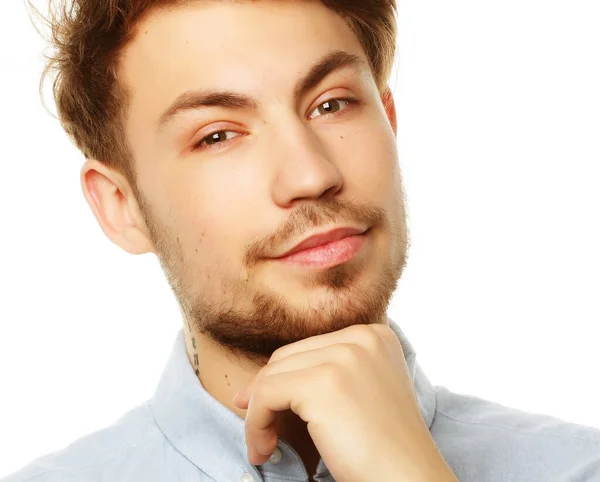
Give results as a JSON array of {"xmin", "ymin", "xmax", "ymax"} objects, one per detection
[
  {"xmin": 337, "ymin": 121, "xmax": 399, "ymax": 203},
  {"xmin": 171, "ymin": 165, "xmax": 260, "ymax": 264}
]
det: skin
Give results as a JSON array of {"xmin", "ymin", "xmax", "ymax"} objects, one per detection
[
  {"xmin": 232, "ymin": 323, "xmax": 457, "ymax": 481},
  {"xmin": 79, "ymin": 1, "xmax": 456, "ymax": 480}
]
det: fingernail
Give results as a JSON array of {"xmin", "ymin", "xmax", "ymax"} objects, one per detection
[{"xmin": 232, "ymin": 389, "xmax": 243, "ymax": 405}]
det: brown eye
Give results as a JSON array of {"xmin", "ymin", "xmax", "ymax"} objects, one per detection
[
  {"xmin": 194, "ymin": 130, "xmax": 240, "ymax": 151},
  {"xmin": 309, "ymin": 98, "xmax": 355, "ymax": 119},
  {"xmin": 205, "ymin": 132, "xmax": 228, "ymax": 145},
  {"xmin": 319, "ymin": 100, "xmax": 342, "ymax": 114}
]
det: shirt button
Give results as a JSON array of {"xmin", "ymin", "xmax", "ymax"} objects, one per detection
[
  {"xmin": 240, "ymin": 473, "xmax": 255, "ymax": 482},
  {"xmin": 268, "ymin": 446, "xmax": 283, "ymax": 464}
]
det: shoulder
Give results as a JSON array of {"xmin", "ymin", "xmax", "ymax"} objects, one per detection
[
  {"xmin": 0, "ymin": 401, "xmax": 209, "ymax": 482},
  {"xmin": 431, "ymin": 386, "xmax": 600, "ymax": 481}
]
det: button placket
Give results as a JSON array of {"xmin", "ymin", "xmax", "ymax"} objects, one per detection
[
  {"xmin": 268, "ymin": 446, "xmax": 283, "ymax": 464},
  {"xmin": 240, "ymin": 472, "xmax": 255, "ymax": 482}
]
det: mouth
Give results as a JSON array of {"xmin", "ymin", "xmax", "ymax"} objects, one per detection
[{"xmin": 273, "ymin": 228, "xmax": 370, "ymax": 269}]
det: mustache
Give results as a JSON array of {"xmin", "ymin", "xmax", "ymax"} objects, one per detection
[{"xmin": 244, "ymin": 198, "xmax": 386, "ymax": 266}]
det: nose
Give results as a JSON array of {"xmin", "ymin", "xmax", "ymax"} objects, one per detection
[{"xmin": 269, "ymin": 117, "xmax": 344, "ymax": 207}]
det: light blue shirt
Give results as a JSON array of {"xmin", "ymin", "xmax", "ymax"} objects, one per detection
[{"xmin": 3, "ymin": 317, "xmax": 600, "ymax": 481}]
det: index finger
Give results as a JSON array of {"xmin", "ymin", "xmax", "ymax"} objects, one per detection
[
  {"xmin": 269, "ymin": 322, "xmax": 395, "ymax": 363},
  {"xmin": 244, "ymin": 368, "xmax": 313, "ymax": 465}
]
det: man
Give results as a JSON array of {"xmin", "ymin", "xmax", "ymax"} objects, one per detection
[{"xmin": 3, "ymin": 0, "xmax": 599, "ymax": 481}]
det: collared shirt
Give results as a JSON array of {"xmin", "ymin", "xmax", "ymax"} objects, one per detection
[{"xmin": 3, "ymin": 317, "xmax": 600, "ymax": 482}]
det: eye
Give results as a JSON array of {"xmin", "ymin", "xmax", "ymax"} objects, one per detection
[
  {"xmin": 193, "ymin": 130, "xmax": 241, "ymax": 151},
  {"xmin": 191, "ymin": 97, "xmax": 357, "ymax": 152},
  {"xmin": 308, "ymin": 98, "xmax": 357, "ymax": 120}
]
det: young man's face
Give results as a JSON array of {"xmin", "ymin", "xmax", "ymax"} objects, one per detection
[{"xmin": 118, "ymin": 0, "xmax": 408, "ymax": 358}]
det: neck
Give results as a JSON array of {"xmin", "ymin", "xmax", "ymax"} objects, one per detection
[{"xmin": 184, "ymin": 321, "xmax": 321, "ymax": 476}]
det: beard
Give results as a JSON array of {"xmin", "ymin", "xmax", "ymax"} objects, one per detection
[{"xmin": 141, "ymin": 195, "xmax": 408, "ymax": 363}]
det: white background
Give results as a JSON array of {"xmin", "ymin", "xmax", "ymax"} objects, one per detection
[{"xmin": 1, "ymin": 0, "xmax": 599, "ymax": 477}]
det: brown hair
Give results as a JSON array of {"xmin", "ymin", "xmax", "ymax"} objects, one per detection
[{"xmin": 29, "ymin": 0, "xmax": 397, "ymax": 197}]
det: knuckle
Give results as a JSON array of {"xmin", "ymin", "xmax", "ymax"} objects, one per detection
[
  {"xmin": 357, "ymin": 324, "xmax": 384, "ymax": 351},
  {"xmin": 254, "ymin": 375, "xmax": 275, "ymax": 397},
  {"xmin": 249, "ymin": 372, "xmax": 268, "ymax": 394},
  {"xmin": 319, "ymin": 362, "xmax": 346, "ymax": 390},
  {"xmin": 269, "ymin": 345, "xmax": 288, "ymax": 363},
  {"xmin": 337, "ymin": 343, "xmax": 364, "ymax": 367},
  {"xmin": 373, "ymin": 323, "xmax": 396, "ymax": 339}
]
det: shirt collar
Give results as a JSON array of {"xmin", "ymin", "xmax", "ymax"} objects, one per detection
[{"xmin": 149, "ymin": 316, "xmax": 436, "ymax": 481}]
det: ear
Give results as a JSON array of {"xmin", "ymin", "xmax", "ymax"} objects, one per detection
[
  {"xmin": 381, "ymin": 86, "xmax": 397, "ymax": 137},
  {"xmin": 80, "ymin": 159, "xmax": 155, "ymax": 255}
]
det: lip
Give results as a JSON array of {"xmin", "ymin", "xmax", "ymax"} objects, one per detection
[{"xmin": 274, "ymin": 226, "xmax": 368, "ymax": 259}]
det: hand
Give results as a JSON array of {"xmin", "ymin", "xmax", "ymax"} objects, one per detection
[{"xmin": 232, "ymin": 323, "xmax": 457, "ymax": 482}]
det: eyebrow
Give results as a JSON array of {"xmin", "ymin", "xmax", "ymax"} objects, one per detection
[{"xmin": 155, "ymin": 50, "xmax": 367, "ymax": 133}]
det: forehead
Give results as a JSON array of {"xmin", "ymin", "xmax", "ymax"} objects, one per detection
[{"xmin": 119, "ymin": 1, "xmax": 368, "ymax": 130}]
